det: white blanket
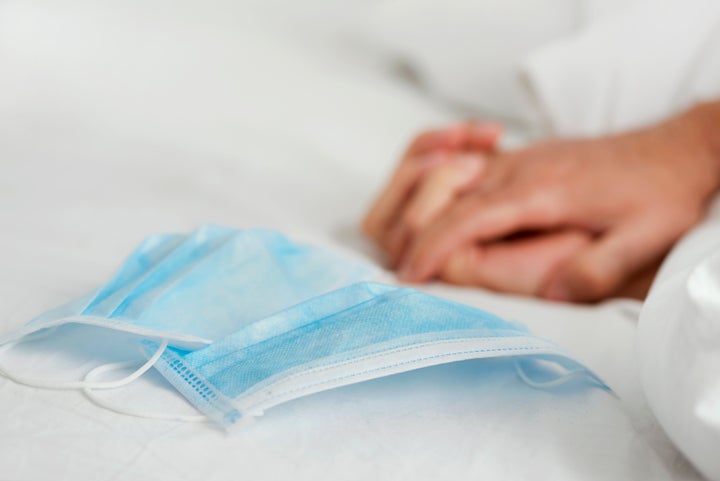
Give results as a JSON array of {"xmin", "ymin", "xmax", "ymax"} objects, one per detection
[{"xmin": 0, "ymin": 2, "xmax": 707, "ymax": 480}]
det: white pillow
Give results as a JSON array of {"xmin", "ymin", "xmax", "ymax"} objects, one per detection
[
  {"xmin": 359, "ymin": 0, "xmax": 581, "ymax": 125},
  {"xmin": 0, "ymin": 0, "xmax": 451, "ymax": 181},
  {"xmin": 638, "ymin": 195, "xmax": 720, "ymax": 481},
  {"xmin": 521, "ymin": 0, "xmax": 720, "ymax": 137},
  {"xmin": 360, "ymin": 0, "xmax": 720, "ymax": 138}
]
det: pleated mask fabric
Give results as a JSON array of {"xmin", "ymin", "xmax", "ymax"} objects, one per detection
[
  {"xmin": 0, "ymin": 225, "xmax": 374, "ymax": 349},
  {"xmin": 0, "ymin": 226, "xmax": 608, "ymax": 427},
  {"xmin": 146, "ymin": 282, "xmax": 609, "ymax": 428}
]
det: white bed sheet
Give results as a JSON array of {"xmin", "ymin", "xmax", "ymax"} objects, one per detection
[{"xmin": 0, "ymin": 2, "xmax": 705, "ymax": 480}]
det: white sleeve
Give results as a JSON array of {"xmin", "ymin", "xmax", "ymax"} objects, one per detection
[
  {"xmin": 638, "ymin": 196, "xmax": 720, "ymax": 481},
  {"xmin": 520, "ymin": 0, "xmax": 720, "ymax": 137}
]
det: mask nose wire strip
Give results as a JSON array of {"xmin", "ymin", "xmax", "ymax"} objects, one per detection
[
  {"xmin": 82, "ymin": 359, "xmax": 209, "ymax": 423},
  {"xmin": 0, "ymin": 336, "xmax": 168, "ymax": 391}
]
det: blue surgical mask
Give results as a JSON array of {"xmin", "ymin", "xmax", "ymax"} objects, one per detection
[
  {"xmin": 0, "ymin": 226, "xmax": 607, "ymax": 426},
  {"xmin": 1, "ymin": 225, "xmax": 374, "ymax": 349},
  {"xmin": 145, "ymin": 282, "xmax": 608, "ymax": 427}
]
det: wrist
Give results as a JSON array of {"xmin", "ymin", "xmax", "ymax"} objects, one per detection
[{"xmin": 684, "ymin": 101, "xmax": 720, "ymax": 192}]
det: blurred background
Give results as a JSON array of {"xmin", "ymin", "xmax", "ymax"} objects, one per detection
[
  {"xmin": 0, "ymin": 0, "xmax": 566, "ymax": 291},
  {"xmin": 2, "ymin": 0, "xmax": 717, "ymax": 329}
]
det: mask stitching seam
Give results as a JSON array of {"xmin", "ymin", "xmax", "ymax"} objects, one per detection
[
  {"xmin": 242, "ymin": 343, "xmax": 552, "ymax": 413},
  {"xmin": 154, "ymin": 346, "xmax": 239, "ymax": 419},
  {"xmin": 210, "ymin": 334, "xmax": 555, "ymax": 402},
  {"xmin": 233, "ymin": 336, "xmax": 563, "ymax": 393},
  {"xmin": 271, "ymin": 336, "xmax": 553, "ymax": 378}
]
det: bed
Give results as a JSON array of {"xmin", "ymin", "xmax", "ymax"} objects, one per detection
[{"xmin": 0, "ymin": 2, "xmax": 710, "ymax": 480}]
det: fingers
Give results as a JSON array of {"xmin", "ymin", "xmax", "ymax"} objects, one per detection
[
  {"xmin": 385, "ymin": 153, "xmax": 486, "ymax": 265},
  {"xmin": 461, "ymin": 122, "xmax": 503, "ymax": 152},
  {"xmin": 438, "ymin": 230, "xmax": 592, "ymax": 295},
  {"xmin": 404, "ymin": 122, "xmax": 503, "ymax": 158},
  {"xmin": 541, "ymin": 216, "xmax": 680, "ymax": 302},
  {"xmin": 363, "ymin": 121, "xmax": 502, "ymax": 255},
  {"xmin": 398, "ymin": 188, "xmax": 567, "ymax": 282},
  {"xmin": 442, "ymin": 122, "xmax": 503, "ymax": 153},
  {"xmin": 362, "ymin": 151, "xmax": 446, "ymax": 245},
  {"xmin": 402, "ymin": 129, "xmax": 459, "ymax": 160}
]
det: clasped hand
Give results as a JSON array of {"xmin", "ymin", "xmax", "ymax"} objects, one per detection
[{"xmin": 363, "ymin": 114, "xmax": 720, "ymax": 302}]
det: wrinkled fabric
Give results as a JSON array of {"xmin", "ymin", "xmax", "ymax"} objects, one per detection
[{"xmin": 639, "ymin": 199, "xmax": 720, "ymax": 481}]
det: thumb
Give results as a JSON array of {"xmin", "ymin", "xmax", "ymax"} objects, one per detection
[
  {"xmin": 541, "ymin": 219, "xmax": 675, "ymax": 303},
  {"xmin": 467, "ymin": 121, "xmax": 504, "ymax": 150},
  {"xmin": 442, "ymin": 121, "xmax": 503, "ymax": 152}
]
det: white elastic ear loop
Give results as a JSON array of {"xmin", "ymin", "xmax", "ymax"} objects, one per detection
[
  {"xmin": 0, "ymin": 331, "xmax": 167, "ymax": 391},
  {"xmin": 514, "ymin": 359, "xmax": 611, "ymax": 392},
  {"xmin": 514, "ymin": 361, "xmax": 588, "ymax": 388},
  {"xmin": 82, "ymin": 361, "xmax": 208, "ymax": 423},
  {"xmin": 0, "ymin": 332, "xmax": 208, "ymax": 423}
]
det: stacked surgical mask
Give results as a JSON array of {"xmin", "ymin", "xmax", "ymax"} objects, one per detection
[{"xmin": 0, "ymin": 226, "xmax": 608, "ymax": 428}]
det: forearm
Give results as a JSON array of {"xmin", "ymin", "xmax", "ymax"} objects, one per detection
[{"xmin": 683, "ymin": 100, "xmax": 720, "ymax": 193}]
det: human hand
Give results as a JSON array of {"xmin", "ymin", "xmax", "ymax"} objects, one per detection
[
  {"xmin": 362, "ymin": 121, "xmax": 598, "ymax": 297},
  {"xmin": 362, "ymin": 121, "xmax": 502, "ymax": 266},
  {"xmin": 393, "ymin": 105, "xmax": 720, "ymax": 302}
]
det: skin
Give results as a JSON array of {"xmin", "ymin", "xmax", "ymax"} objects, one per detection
[{"xmin": 363, "ymin": 101, "xmax": 720, "ymax": 303}]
